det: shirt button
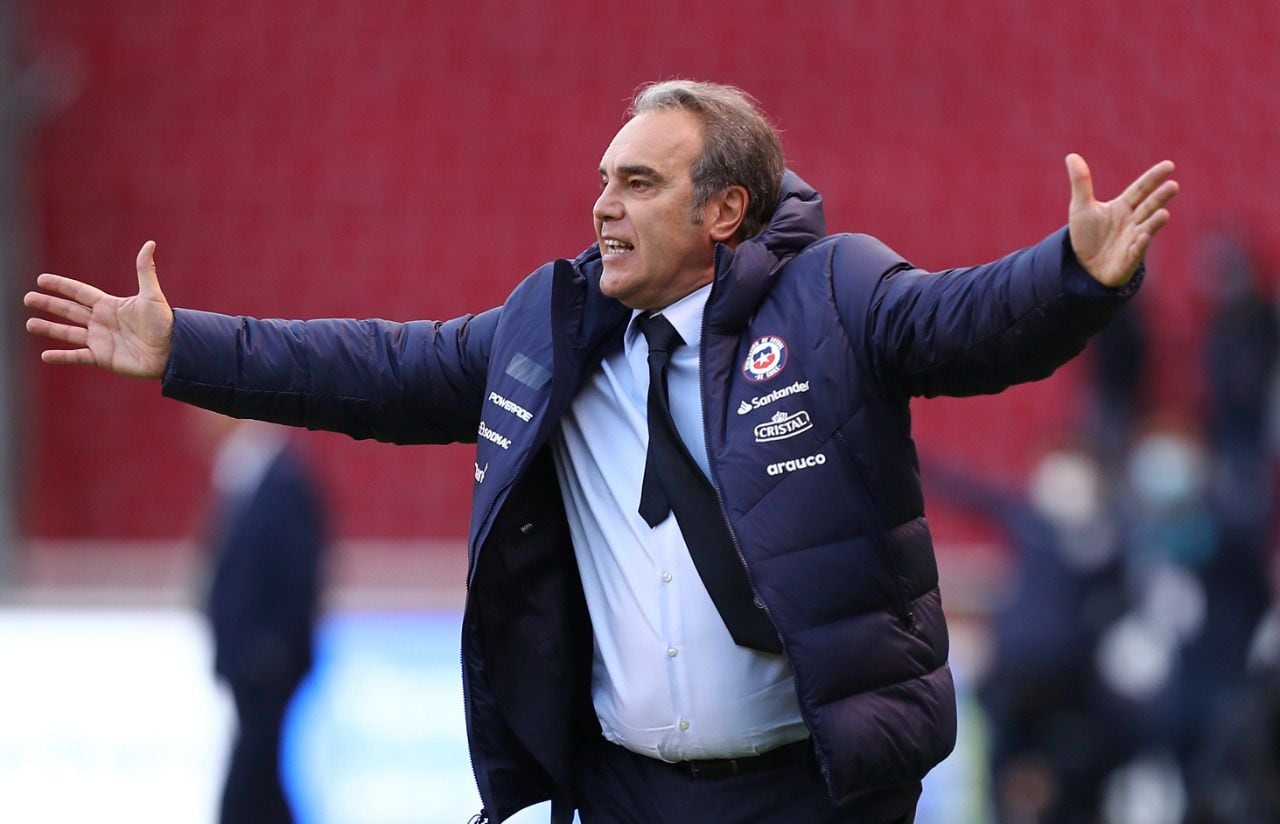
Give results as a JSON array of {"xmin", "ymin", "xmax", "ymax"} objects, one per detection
[
  {"xmin": 678, "ymin": 719, "xmax": 690, "ymax": 731},
  {"xmin": 661, "ymin": 572, "xmax": 673, "ymax": 583},
  {"xmin": 667, "ymin": 647, "xmax": 678, "ymax": 658}
]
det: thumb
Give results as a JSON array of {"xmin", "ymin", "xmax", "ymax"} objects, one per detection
[
  {"xmin": 1065, "ymin": 153, "xmax": 1095, "ymax": 211},
  {"xmin": 136, "ymin": 240, "xmax": 163, "ymax": 297}
]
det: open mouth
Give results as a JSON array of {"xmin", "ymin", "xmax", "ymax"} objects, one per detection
[{"xmin": 601, "ymin": 238, "xmax": 634, "ymax": 257}]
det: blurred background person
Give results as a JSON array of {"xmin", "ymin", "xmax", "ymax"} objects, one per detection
[
  {"xmin": 1146, "ymin": 233, "xmax": 1279, "ymax": 821},
  {"xmin": 1102, "ymin": 229, "xmax": 1280, "ymax": 798},
  {"xmin": 930, "ymin": 444, "xmax": 1132, "ymax": 824},
  {"xmin": 1198, "ymin": 233, "xmax": 1278, "ymax": 548},
  {"xmin": 1100, "ymin": 425, "xmax": 1219, "ymax": 781},
  {"xmin": 1196, "ymin": 235, "xmax": 1277, "ymax": 669},
  {"xmin": 1083, "ymin": 303, "xmax": 1149, "ymax": 469},
  {"xmin": 1181, "ymin": 594, "xmax": 1280, "ymax": 823},
  {"xmin": 1097, "ymin": 416, "xmax": 1272, "ymax": 823},
  {"xmin": 190, "ymin": 409, "xmax": 328, "ymax": 824}
]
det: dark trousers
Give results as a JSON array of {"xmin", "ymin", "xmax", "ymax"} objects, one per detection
[
  {"xmin": 576, "ymin": 739, "xmax": 917, "ymax": 824},
  {"xmin": 219, "ymin": 685, "xmax": 294, "ymax": 824}
]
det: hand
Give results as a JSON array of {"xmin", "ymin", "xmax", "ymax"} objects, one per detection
[
  {"xmin": 1066, "ymin": 153, "xmax": 1179, "ymax": 287},
  {"xmin": 24, "ymin": 241, "xmax": 174, "ymax": 379}
]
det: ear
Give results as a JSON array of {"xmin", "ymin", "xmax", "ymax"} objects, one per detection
[{"xmin": 707, "ymin": 186, "xmax": 749, "ymax": 243}]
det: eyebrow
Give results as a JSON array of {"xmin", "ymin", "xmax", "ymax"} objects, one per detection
[{"xmin": 599, "ymin": 163, "xmax": 668, "ymax": 183}]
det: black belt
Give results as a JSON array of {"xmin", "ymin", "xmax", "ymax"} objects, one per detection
[{"xmin": 665, "ymin": 739, "xmax": 813, "ymax": 779}]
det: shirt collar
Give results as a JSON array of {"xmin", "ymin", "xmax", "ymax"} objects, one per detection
[{"xmin": 625, "ymin": 281, "xmax": 713, "ymax": 353}]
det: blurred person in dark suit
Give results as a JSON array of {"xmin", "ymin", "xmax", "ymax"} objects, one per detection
[
  {"xmin": 191, "ymin": 410, "xmax": 327, "ymax": 824},
  {"xmin": 1197, "ymin": 236, "xmax": 1276, "ymax": 666},
  {"xmin": 1198, "ymin": 234, "xmax": 1278, "ymax": 495},
  {"xmin": 1083, "ymin": 302, "xmax": 1148, "ymax": 466}
]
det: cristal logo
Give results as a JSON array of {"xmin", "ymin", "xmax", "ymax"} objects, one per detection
[
  {"xmin": 753, "ymin": 410, "xmax": 813, "ymax": 443},
  {"xmin": 766, "ymin": 452, "xmax": 826, "ymax": 476}
]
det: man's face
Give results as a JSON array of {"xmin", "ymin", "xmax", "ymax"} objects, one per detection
[{"xmin": 594, "ymin": 109, "xmax": 716, "ymax": 311}]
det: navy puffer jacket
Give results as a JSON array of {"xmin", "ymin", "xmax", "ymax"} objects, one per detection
[{"xmin": 163, "ymin": 172, "xmax": 1138, "ymax": 822}]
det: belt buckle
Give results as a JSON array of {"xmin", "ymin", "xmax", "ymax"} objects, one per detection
[{"xmin": 687, "ymin": 757, "xmax": 739, "ymax": 779}]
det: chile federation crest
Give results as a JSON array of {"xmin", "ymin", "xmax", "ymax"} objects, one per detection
[{"xmin": 742, "ymin": 335, "xmax": 788, "ymax": 382}]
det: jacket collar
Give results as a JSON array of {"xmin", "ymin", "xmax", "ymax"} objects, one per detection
[{"xmin": 706, "ymin": 170, "xmax": 826, "ymax": 334}]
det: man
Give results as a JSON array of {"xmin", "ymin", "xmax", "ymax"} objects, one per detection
[
  {"xmin": 25, "ymin": 80, "xmax": 1177, "ymax": 823},
  {"xmin": 192, "ymin": 411, "xmax": 326, "ymax": 824}
]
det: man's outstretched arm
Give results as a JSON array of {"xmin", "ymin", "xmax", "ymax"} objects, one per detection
[
  {"xmin": 836, "ymin": 154, "xmax": 1179, "ymax": 399},
  {"xmin": 24, "ymin": 242, "xmax": 498, "ymax": 444},
  {"xmin": 24, "ymin": 240, "xmax": 173, "ymax": 379}
]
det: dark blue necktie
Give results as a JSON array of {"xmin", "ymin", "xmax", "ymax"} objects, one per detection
[{"xmin": 636, "ymin": 313, "xmax": 781, "ymax": 653}]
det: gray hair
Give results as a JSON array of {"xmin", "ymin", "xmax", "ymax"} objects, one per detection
[{"xmin": 629, "ymin": 80, "xmax": 784, "ymax": 241}]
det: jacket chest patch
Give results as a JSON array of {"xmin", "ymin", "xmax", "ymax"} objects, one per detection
[{"xmin": 742, "ymin": 335, "xmax": 788, "ymax": 382}]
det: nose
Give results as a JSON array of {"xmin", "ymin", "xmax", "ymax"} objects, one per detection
[{"xmin": 593, "ymin": 183, "xmax": 623, "ymax": 225}]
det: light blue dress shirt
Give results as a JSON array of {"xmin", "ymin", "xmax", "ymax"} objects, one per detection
[{"xmin": 550, "ymin": 282, "xmax": 807, "ymax": 762}]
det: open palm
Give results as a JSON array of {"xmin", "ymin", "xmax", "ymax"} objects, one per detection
[
  {"xmin": 24, "ymin": 241, "xmax": 174, "ymax": 379},
  {"xmin": 1067, "ymin": 153, "xmax": 1179, "ymax": 287}
]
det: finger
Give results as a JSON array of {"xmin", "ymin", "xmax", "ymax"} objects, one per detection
[
  {"xmin": 1136, "ymin": 207, "xmax": 1172, "ymax": 239},
  {"xmin": 35, "ymin": 273, "xmax": 107, "ymax": 306},
  {"xmin": 136, "ymin": 241, "xmax": 162, "ymax": 297},
  {"xmin": 1124, "ymin": 209, "xmax": 1172, "ymax": 268},
  {"xmin": 1127, "ymin": 232, "xmax": 1154, "ymax": 270},
  {"xmin": 40, "ymin": 348, "xmax": 97, "ymax": 367},
  {"xmin": 1121, "ymin": 160, "xmax": 1176, "ymax": 209},
  {"xmin": 26, "ymin": 317, "xmax": 90, "ymax": 346},
  {"xmin": 1066, "ymin": 153, "xmax": 1095, "ymax": 208},
  {"xmin": 23, "ymin": 291, "xmax": 93, "ymax": 325},
  {"xmin": 1132, "ymin": 180, "xmax": 1180, "ymax": 225}
]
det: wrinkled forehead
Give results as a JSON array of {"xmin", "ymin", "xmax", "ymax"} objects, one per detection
[{"xmin": 598, "ymin": 110, "xmax": 703, "ymax": 178}]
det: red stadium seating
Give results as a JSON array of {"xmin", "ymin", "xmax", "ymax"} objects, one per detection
[{"xmin": 24, "ymin": 1, "xmax": 1280, "ymax": 547}]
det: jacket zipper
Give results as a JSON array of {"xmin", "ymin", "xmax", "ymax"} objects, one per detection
[
  {"xmin": 460, "ymin": 608, "xmax": 487, "ymax": 823},
  {"xmin": 462, "ymin": 484, "xmax": 512, "ymax": 823},
  {"xmin": 698, "ymin": 248, "xmax": 772, "ymax": 625},
  {"xmin": 701, "ymin": 369, "xmax": 835, "ymax": 789},
  {"xmin": 698, "ymin": 249, "xmax": 837, "ymax": 791}
]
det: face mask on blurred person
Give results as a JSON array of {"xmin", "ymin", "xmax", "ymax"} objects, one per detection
[
  {"xmin": 1030, "ymin": 449, "xmax": 1117, "ymax": 570},
  {"xmin": 1127, "ymin": 431, "xmax": 1208, "ymax": 511},
  {"xmin": 1126, "ymin": 430, "xmax": 1217, "ymax": 569}
]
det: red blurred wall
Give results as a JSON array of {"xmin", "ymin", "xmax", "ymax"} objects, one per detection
[{"xmin": 21, "ymin": 0, "xmax": 1280, "ymax": 543}]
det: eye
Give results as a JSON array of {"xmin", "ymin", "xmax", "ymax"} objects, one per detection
[{"xmin": 629, "ymin": 178, "xmax": 653, "ymax": 191}]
